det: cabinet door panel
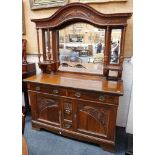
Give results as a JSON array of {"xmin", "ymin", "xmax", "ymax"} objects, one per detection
[
  {"xmin": 76, "ymin": 100, "xmax": 117, "ymax": 139},
  {"xmin": 30, "ymin": 91, "xmax": 61, "ymax": 127}
]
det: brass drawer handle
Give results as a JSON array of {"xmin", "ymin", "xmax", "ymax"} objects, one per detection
[
  {"xmin": 75, "ymin": 92, "xmax": 81, "ymax": 98},
  {"xmin": 64, "ymin": 123, "xmax": 72, "ymax": 129},
  {"xmin": 35, "ymin": 86, "xmax": 41, "ymax": 91},
  {"xmin": 53, "ymin": 89, "xmax": 59, "ymax": 94},
  {"xmin": 64, "ymin": 109, "xmax": 71, "ymax": 115},
  {"xmin": 99, "ymin": 95, "xmax": 105, "ymax": 101}
]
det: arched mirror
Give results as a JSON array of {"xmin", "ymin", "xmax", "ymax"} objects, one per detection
[
  {"xmin": 58, "ymin": 23, "xmax": 105, "ymax": 75},
  {"xmin": 31, "ymin": 3, "xmax": 132, "ymax": 79}
]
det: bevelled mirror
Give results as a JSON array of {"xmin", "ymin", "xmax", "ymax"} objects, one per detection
[
  {"xmin": 58, "ymin": 23, "xmax": 105, "ymax": 75},
  {"xmin": 110, "ymin": 29, "xmax": 122, "ymax": 64}
]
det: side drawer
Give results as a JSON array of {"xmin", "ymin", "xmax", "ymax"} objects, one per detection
[
  {"xmin": 28, "ymin": 83, "xmax": 67, "ymax": 96},
  {"xmin": 67, "ymin": 89, "xmax": 118, "ymax": 104}
]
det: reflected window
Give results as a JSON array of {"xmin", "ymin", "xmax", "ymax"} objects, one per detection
[
  {"xmin": 110, "ymin": 29, "xmax": 122, "ymax": 64},
  {"xmin": 58, "ymin": 23, "xmax": 105, "ymax": 74}
]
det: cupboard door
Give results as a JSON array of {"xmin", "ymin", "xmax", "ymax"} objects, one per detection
[
  {"xmin": 30, "ymin": 91, "xmax": 61, "ymax": 127},
  {"xmin": 75, "ymin": 100, "xmax": 117, "ymax": 140}
]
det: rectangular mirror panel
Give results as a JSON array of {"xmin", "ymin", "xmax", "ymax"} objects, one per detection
[{"xmin": 110, "ymin": 29, "xmax": 122, "ymax": 64}]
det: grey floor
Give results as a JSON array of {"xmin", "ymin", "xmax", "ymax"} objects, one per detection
[{"xmin": 24, "ymin": 115, "xmax": 126, "ymax": 155}]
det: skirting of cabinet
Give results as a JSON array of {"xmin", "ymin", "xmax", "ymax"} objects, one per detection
[{"xmin": 32, "ymin": 120, "xmax": 115, "ymax": 152}]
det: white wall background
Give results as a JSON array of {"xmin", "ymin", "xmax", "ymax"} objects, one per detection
[
  {"xmin": 23, "ymin": 55, "xmax": 133, "ymax": 129},
  {"xmin": 126, "ymin": 86, "xmax": 133, "ymax": 134},
  {"xmin": 117, "ymin": 58, "xmax": 133, "ymax": 127}
]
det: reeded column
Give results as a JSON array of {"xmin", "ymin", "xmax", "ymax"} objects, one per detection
[
  {"xmin": 41, "ymin": 29, "xmax": 46, "ymax": 61},
  {"xmin": 103, "ymin": 26, "xmax": 111, "ymax": 76}
]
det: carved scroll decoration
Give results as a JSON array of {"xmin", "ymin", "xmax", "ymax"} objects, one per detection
[
  {"xmin": 37, "ymin": 97, "xmax": 58, "ymax": 112},
  {"xmin": 80, "ymin": 105, "xmax": 109, "ymax": 127},
  {"xmin": 32, "ymin": 3, "xmax": 131, "ymax": 29}
]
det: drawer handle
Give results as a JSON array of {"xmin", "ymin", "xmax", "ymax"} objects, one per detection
[
  {"xmin": 75, "ymin": 92, "xmax": 81, "ymax": 98},
  {"xmin": 99, "ymin": 96, "xmax": 105, "ymax": 101},
  {"xmin": 35, "ymin": 86, "xmax": 40, "ymax": 91},
  {"xmin": 64, "ymin": 123, "xmax": 72, "ymax": 129},
  {"xmin": 64, "ymin": 109, "xmax": 71, "ymax": 115},
  {"xmin": 53, "ymin": 89, "xmax": 59, "ymax": 94}
]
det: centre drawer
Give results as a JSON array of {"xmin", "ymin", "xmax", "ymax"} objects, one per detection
[
  {"xmin": 67, "ymin": 89, "xmax": 118, "ymax": 104},
  {"xmin": 28, "ymin": 83, "xmax": 66, "ymax": 96}
]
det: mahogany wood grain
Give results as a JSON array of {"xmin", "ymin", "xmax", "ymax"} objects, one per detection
[
  {"xmin": 24, "ymin": 72, "xmax": 123, "ymax": 152},
  {"xmin": 25, "ymin": 73, "xmax": 123, "ymax": 95}
]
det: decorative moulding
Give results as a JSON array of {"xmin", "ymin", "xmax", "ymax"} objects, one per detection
[{"xmin": 29, "ymin": 0, "xmax": 69, "ymax": 10}]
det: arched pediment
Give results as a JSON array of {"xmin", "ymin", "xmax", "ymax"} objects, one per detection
[{"xmin": 31, "ymin": 3, "xmax": 132, "ymax": 29}]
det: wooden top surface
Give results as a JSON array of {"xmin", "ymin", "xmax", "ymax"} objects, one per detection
[{"xmin": 24, "ymin": 72, "xmax": 123, "ymax": 95}]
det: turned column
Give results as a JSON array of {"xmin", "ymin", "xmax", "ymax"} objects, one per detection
[
  {"xmin": 41, "ymin": 29, "xmax": 46, "ymax": 61},
  {"xmin": 103, "ymin": 26, "xmax": 111, "ymax": 76},
  {"xmin": 119, "ymin": 26, "xmax": 127, "ymax": 66},
  {"xmin": 118, "ymin": 26, "xmax": 127, "ymax": 78},
  {"xmin": 47, "ymin": 29, "xmax": 52, "ymax": 62},
  {"xmin": 52, "ymin": 30, "xmax": 59, "ymax": 69}
]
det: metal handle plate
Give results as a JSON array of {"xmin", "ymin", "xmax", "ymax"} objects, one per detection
[
  {"xmin": 64, "ymin": 109, "xmax": 71, "ymax": 115},
  {"xmin": 53, "ymin": 89, "xmax": 59, "ymax": 94},
  {"xmin": 75, "ymin": 92, "xmax": 81, "ymax": 98},
  {"xmin": 99, "ymin": 95, "xmax": 105, "ymax": 101},
  {"xmin": 35, "ymin": 86, "xmax": 40, "ymax": 91}
]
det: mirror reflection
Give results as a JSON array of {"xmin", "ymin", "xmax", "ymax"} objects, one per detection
[
  {"xmin": 45, "ymin": 30, "xmax": 53, "ymax": 61},
  {"xmin": 58, "ymin": 23, "xmax": 105, "ymax": 74},
  {"xmin": 110, "ymin": 29, "xmax": 121, "ymax": 64}
]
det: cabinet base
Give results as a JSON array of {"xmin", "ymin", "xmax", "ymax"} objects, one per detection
[{"xmin": 32, "ymin": 120, "xmax": 115, "ymax": 152}]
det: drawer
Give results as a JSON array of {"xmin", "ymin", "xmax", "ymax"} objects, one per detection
[
  {"xmin": 28, "ymin": 83, "xmax": 66, "ymax": 96},
  {"xmin": 63, "ymin": 120, "xmax": 73, "ymax": 130},
  {"xmin": 67, "ymin": 89, "xmax": 118, "ymax": 104}
]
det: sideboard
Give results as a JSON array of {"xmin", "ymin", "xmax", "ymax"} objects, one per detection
[
  {"xmin": 24, "ymin": 73, "xmax": 123, "ymax": 151},
  {"xmin": 24, "ymin": 2, "xmax": 132, "ymax": 152}
]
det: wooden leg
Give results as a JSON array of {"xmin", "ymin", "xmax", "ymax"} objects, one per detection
[
  {"xmin": 32, "ymin": 127, "xmax": 41, "ymax": 131},
  {"xmin": 100, "ymin": 143, "xmax": 115, "ymax": 153},
  {"xmin": 32, "ymin": 123, "xmax": 41, "ymax": 131}
]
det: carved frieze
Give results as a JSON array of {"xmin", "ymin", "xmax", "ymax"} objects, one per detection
[{"xmin": 32, "ymin": 3, "xmax": 132, "ymax": 28}]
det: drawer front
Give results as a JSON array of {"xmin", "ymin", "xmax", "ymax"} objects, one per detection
[
  {"xmin": 67, "ymin": 89, "xmax": 118, "ymax": 104},
  {"xmin": 28, "ymin": 83, "xmax": 66, "ymax": 96}
]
